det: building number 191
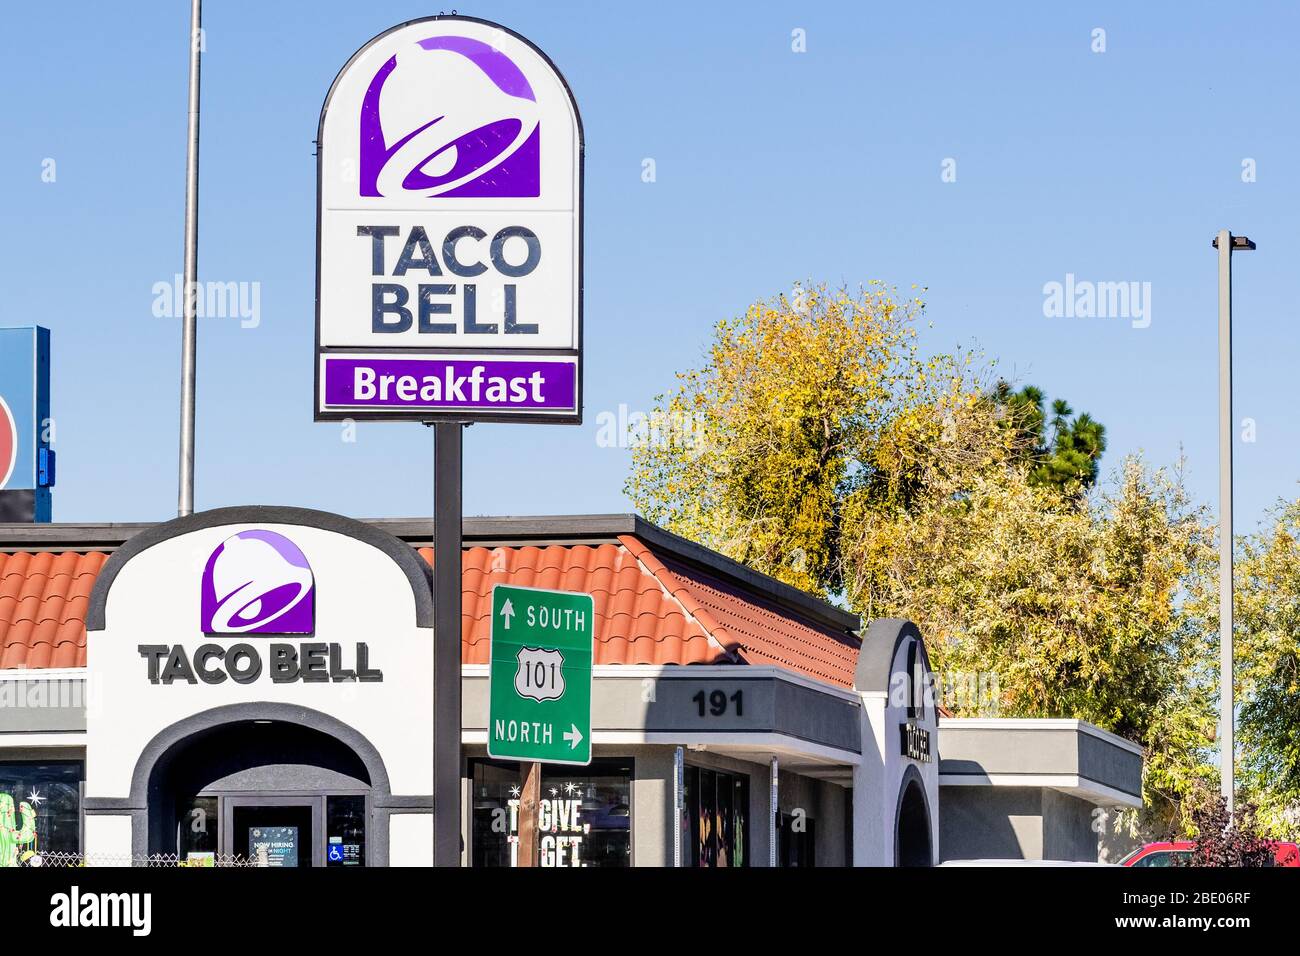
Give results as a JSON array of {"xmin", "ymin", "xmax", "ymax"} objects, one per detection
[{"xmin": 693, "ymin": 689, "xmax": 743, "ymax": 717}]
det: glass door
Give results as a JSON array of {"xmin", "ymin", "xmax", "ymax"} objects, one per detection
[{"xmin": 222, "ymin": 797, "xmax": 323, "ymax": 867}]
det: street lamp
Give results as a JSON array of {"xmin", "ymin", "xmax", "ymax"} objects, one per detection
[{"xmin": 1212, "ymin": 228, "xmax": 1254, "ymax": 813}]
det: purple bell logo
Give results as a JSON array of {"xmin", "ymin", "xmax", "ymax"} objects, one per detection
[
  {"xmin": 201, "ymin": 530, "xmax": 315, "ymax": 635},
  {"xmin": 359, "ymin": 34, "xmax": 541, "ymax": 198}
]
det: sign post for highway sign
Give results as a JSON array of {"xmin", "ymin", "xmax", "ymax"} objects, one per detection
[{"xmin": 487, "ymin": 583, "xmax": 593, "ymax": 765}]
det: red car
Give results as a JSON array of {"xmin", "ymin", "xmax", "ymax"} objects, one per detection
[{"xmin": 1120, "ymin": 841, "xmax": 1300, "ymax": 867}]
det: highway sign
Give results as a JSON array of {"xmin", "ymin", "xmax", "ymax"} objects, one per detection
[{"xmin": 487, "ymin": 583, "xmax": 593, "ymax": 765}]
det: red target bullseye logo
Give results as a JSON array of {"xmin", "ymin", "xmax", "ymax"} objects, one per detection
[{"xmin": 0, "ymin": 396, "xmax": 16, "ymax": 490}]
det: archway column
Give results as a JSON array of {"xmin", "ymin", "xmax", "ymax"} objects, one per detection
[
  {"xmin": 851, "ymin": 619, "xmax": 941, "ymax": 867},
  {"xmin": 894, "ymin": 765, "xmax": 933, "ymax": 866}
]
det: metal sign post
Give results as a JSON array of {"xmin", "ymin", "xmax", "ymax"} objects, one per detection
[
  {"xmin": 673, "ymin": 746, "xmax": 684, "ymax": 867},
  {"xmin": 432, "ymin": 422, "xmax": 463, "ymax": 866},
  {"xmin": 769, "ymin": 756, "xmax": 779, "ymax": 868},
  {"xmin": 517, "ymin": 761, "xmax": 541, "ymax": 867}
]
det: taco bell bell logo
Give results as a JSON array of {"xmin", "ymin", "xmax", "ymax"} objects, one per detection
[
  {"xmin": 359, "ymin": 34, "xmax": 541, "ymax": 198},
  {"xmin": 201, "ymin": 530, "xmax": 315, "ymax": 634}
]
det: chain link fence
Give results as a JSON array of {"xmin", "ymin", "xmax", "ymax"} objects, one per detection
[{"xmin": 19, "ymin": 850, "xmax": 269, "ymax": 868}]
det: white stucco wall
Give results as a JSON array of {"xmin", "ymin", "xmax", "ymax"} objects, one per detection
[
  {"xmin": 84, "ymin": 520, "xmax": 433, "ymax": 862},
  {"xmin": 852, "ymin": 633, "xmax": 939, "ymax": 866}
]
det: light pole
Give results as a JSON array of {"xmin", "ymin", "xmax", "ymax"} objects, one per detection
[
  {"xmin": 1213, "ymin": 228, "xmax": 1254, "ymax": 813},
  {"xmin": 177, "ymin": 0, "xmax": 202, "ymax": 516}
]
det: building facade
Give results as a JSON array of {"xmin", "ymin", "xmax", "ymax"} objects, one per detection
[{"xmin": 0, "ymin": 507, "xmax": 1137, "ymax": 866}]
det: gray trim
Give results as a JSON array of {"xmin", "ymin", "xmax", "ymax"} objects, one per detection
[
  {"xmin": 375, "ymin": 794, "xmax": 434, "ymax": 810},
  {"xmin": 937, "ymin": 720, "xmax": 1143, "ymax": 800},
  {"xmin": 855, "ymin": 618, "xmax": 932, "ymax": 696},
  {"xmin": 84, "ymin": 797, "xmax": 142, "ymax": 812},
  {"xmin": 0, "ymin": 521, "xmax": 151, "ymax": 551},
  {"xmin": 122, "ymin": 701, "xmax": 396, "ymax": 866},
  {"xmin": 126, "ymin": 702, "xmax": 393, "ymax": 805},
  {"xmin": 0, "ymin": 677, "xmax": 86, "ymax": 731},
  {"xmin": 461, "ymin": 671, "xmax": 863, "ymax": 755},
  {"xmin": 938, "ymin": 770, "xmax": 1141, "ymax": 802},
  {"xmin": 84, "ymin": 505, "xmax": 433, "ymax": 631}
]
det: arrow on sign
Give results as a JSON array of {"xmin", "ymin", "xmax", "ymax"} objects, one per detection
[
  {"xmin": 500, "ymin": 598, "xmax": 515, "ymax": 630},
  {"xmin": 563, "ymin": 723, "xmax": 584, "ymax": 750}
]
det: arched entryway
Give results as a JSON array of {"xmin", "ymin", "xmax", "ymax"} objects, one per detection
[
  {"xmin": 895, "ymin": 768, "xmax": 933, "ymax": 867},
  {"xmin": 132, "ymin": 703, "xmax": 392, "ymax": 866}
]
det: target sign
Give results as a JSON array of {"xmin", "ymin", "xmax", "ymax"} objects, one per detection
[{"xmin": 0, "ymin": 396, "xmax": 16, "ymax": 490}]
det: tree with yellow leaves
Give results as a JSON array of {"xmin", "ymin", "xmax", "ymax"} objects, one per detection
[
  {"xmin": 627, "ymin": 282, "xmax": 987, "ymax": 593},
  {"xmin": 628, "ymin": 282, "xmax": 1219, "ymax": 834}
]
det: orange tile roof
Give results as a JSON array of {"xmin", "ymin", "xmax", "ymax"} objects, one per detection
[
  {"xmin": 0, "ymin": 537, "xmax": 858, "ymax": 688},
  {"xmin": 437, "ymin": 541, "xmax": 735, "ymax": 668},
  {"xmin": 0, "ymin": 551, "xmax": 108, "ymax": 670},
  {"xmin": 620, "ymin": 536, "xmax": 859, "ymax": 688}
]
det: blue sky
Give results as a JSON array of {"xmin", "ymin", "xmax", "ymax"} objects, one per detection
[{"xmin": 1, "ymin": 1, "xmax": 1296, "ymax": 529}]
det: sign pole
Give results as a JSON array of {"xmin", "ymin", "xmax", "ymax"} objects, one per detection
[
  {"xmin": 673, "ymin": 746, "xmax": 684, "ymax": 867},
  {"xmin": 433, "ymin": 422, "xmax": 463, "ymax": 865},
  {"xmin": 517, "ymin": 761, "xmax": 541, "ymax": 867},
  {"xmin": 769, "ymin": 756, "xmax": 778, "ymax": 868},
  {"xmin": 1212, "ymin": 229, "xmax": 1255, "ymax": 815},
  {"xmin": 177, "ymin": 0, "xmax": 201, "ymax": 517}
]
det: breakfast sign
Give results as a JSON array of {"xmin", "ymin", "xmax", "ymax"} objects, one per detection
[{"xmin": 314, "ymin": 16, "xmax": 583, "ymax": 423}]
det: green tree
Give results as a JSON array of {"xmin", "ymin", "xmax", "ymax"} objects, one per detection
[
  {"xmin": 988, "ymin": 381, "xmax": 1107, "ymax": 494},
  {"xmin": 628, "ymin": 282, "xmax": 1217, "ymax": 833},
  {"xmin": 1185, "ymin": 498, "xmax": 1300, "ymax": 836},
  {"xmin": 844, "ymin": 455, "xmax": 1218, "ymax": 833}
]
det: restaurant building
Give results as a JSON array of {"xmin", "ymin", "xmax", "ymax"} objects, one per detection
[{"xmin": 0, "ymin": 507, "xmax": 1139, "ymax": 866}]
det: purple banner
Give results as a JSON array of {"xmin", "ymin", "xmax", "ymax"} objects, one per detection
[{"xmin": 322, "ymin": 354, "xmax": 577, "ymax": 414}]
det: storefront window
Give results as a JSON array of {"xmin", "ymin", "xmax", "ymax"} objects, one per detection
[
  {"xmin": 176, "ymin": 794, "xmax": 219, "ymax": 863},
  {"xmin": 470, "ymin": 758, "xmax": 632, "ymax": 867},
  {"xmin": 685, "ymin": 765, "xmax": 749, "ymax": 867},
  {"xmin": 0, "ymin": 761, "xmax": 82, "ymax": 861}
]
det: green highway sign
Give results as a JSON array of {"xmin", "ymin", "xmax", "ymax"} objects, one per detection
[{"xmin": 487, "ymin": 583, "xmax": 594, "ymax": 765}]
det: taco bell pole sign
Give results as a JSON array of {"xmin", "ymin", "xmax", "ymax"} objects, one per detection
[{"xmin": 315, "ymin": 16, "xmax": 583, "ymax": 423}]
